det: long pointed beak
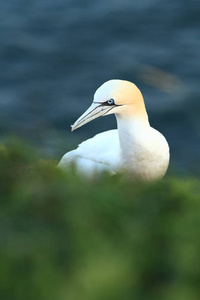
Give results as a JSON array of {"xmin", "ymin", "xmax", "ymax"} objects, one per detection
[{"xmin": 71, "ymin": 102, "xmax": 114, "ymax": 131}]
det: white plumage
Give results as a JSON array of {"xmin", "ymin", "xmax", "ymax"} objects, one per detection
[{"xmin": 58, "ymin": 80, "xmax": 170, "ymax": 181}]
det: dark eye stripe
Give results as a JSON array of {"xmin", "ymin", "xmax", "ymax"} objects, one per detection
[{"xmin": 93, "ymin": 100, "xmax": 121, "ymax": 107}]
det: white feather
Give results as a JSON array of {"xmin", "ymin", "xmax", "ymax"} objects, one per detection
[{"xmin": 58, "ymin": 80, "xmax": 170, "ymax": 181}]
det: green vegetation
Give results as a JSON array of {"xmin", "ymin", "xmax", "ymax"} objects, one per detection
[{"xmin": 0, "ymin": 140, "xmax": 200, "ymax": 300}]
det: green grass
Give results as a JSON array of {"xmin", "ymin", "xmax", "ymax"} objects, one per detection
[{"xmin": 0, "ymin": 140, "xmax": 200, "ymax": 300}]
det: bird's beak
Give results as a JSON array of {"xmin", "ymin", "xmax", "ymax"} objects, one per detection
[{"xmin": 71, "ymin": 102, "xmax": 114, "ymax": 131}]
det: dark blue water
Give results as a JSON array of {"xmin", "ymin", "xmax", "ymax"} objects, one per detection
[{"xmin": 0, "ymin": 0, "xmax": 200, "ymax": 174}]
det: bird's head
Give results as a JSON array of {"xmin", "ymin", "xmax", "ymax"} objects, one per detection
[{"xmin": 71, "ymin": 79, "xmax": 147, "ymax": 131}]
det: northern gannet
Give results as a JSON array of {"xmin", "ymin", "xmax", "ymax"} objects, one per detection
[{"xmin": 58, "ymin": 80, "xmax": 170, "ymax": 181}]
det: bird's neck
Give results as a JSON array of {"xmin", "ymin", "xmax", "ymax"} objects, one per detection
[
  {"xmin": 116, "ymin": 106, "xmax": 150, "ymax": 137},
  {"xmin": 115, "ymin": 111, "xmax": 150, "ymax": 159}
]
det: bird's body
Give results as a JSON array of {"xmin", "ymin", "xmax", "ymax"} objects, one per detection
[
  {"xmin": 58, "ymin": 80, "xmax": 170, "ymax": 181},
  {"xmin": 59, "ymin": 130, "xmax": 120, "ymax": 176}
]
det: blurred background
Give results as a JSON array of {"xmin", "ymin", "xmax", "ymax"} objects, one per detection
[
  {"xmin": 0, "ymin": 0, "xmax": 200, "ymax": 175},
  {"xmin": 1, "ymin": 2, "xmax": 200, "ymax": 300}
]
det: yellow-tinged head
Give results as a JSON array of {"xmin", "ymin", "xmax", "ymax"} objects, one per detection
[
  {"xmin": 94, "ymin": 79, "xmax": 142, "ymax": 105},
  {"xmin": 71, "ymin": 79, "xmax": 148, "ymax": 131}
]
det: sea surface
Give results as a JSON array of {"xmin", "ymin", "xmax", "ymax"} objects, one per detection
[{"xmin": 0, "ymin": 0, "xmax": 200, "ymax": 174}]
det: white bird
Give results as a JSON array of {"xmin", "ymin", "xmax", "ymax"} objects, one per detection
[{"xmin": 58, "ymin": 80, "xmax": 170, "ymax": 181}]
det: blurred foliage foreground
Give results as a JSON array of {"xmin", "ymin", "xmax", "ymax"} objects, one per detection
[{"xmin": 0, "ymin": 141, "xmax": 200, "ymax": 300}]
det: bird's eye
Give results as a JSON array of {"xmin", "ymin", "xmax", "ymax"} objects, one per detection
[{"xmin": 106, "ymin": 99, "xmax": 115, "ymax": 105}]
